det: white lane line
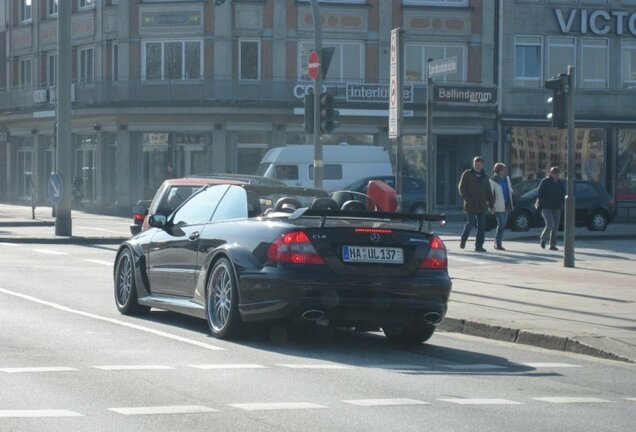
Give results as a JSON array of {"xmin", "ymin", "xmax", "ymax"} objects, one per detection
[
  {"xmin": 229, "ymin": 402, "xmax": 326, "ymax": 411},
  {"xmin": 522, "ymin": 363, "xmax": 582, "ymax": 368},
  {"xmin": 109, "ymin": 405, "xmax": 218, "ymax": 416},
  {"xmin": 532, "ymin": 397, "xmax": 612, "ymax": 404},
  {"xmin": 33, "ymin": 248, "xmax": 68, "ymax": 256},
  {"xmin": 82, "ymin": 259, "xmax": 113, "ymax": 266},
  {"xmin": 93, "ymin": 365, "xmax": 174, "ymax": 371},
  {"xmin": 0, "ymin": 287, "xmax": 225, "ymax": 351},
  {"xmin": 439, "ymin": 398, "xmax": 522, "ymax": 405},
  {"xmin": 277, "ymin": 364, "xmax": 353, "ymax": 370},
  {"xmin": 189, "ymin": 364, "xmax": 267, "ymax": 370},
  {"xmin": 344, "ymin": 399, "xmax": 429, "ymax": 407},
  {"xmin": 79, "ymin": 227, "xmax": 123, "ymax": 234},
  {"xmin": 0, "ymin": 367, "xmax": 78, "ymax": 373},
  {"xmin": 0, "ymin": 242, "xmax": 20, "ymax": 247},
  {"xmin": 438, "ymin": 364, "xmax": 508, "ymax": 370},
  {"xmin": 0, "ymin": 409, "xmax": 83, "ymax": 418},
  {"xmin": 625, "ymin": 398, "xmax": 636, "ymax": 401},
  {"xmin": 448, "ymin": 256, "xmax": 489, "ymax": 265},
  {"xmin": 367, "ymin": 364, "xmax": 430, "ymax": 371}
]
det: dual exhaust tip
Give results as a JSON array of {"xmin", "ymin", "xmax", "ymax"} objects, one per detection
[{"xmin": 301, "ymin": 310, "xmax": 442, "ymax": 325}]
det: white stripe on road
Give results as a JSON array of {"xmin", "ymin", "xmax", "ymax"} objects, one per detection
[
  {"xmin": 0, "ymin": 242, "xmax": 20, "ymax": 247},
  {"xmin": 439, "ymin": 398, "xmax": 522, "ymax": 405},
  {"xmin": 532, "ymin": 397, "xmax": 611, "ymax": 404},
  {"xmin": 368, "ymin": 364, "xmax": 430, "ymax": 371},
  {"xmin": 109, "ymin": 405, "xmax": 218, "ymax": 416},
  {"xmin": 79, "ymin": 227, "xmax": 124, "ymax": 234},
  {"xmin": 82, "ymin": 259, "xmax": 113, "ymax": 266},
  {"xmin": 0, "ymin": 367, "xmax": 78, "ymax": 373},
  {"xmin": 0, "ymin": 287, "xmax": 225, "ymax": 351},
  {"xmin": 33, "ymin": 248, "xmax": 68, "ymax": 256},
  {"xmin": 344, "ymin": 399, "xmax": 429, "ymax": 407},
  {"xmin": 522, "ymin": 363, "xmax": 582, "ymax": 368},
  {"xmin": 448, "ymin": 256, "xmax": 489, "ymax": 265},
  {"xmin": 189, "ymin": 364, "xmax": 267, "ymax": 370},
  {"xmin": 277, "ymin": 364, "xmax": 353, "ymax": 370},
  {"xmin": 625, "ymin": 398, "xmax": 636, "ymax": 401},
  {"xmin": 229, "ymin": 402, "xmax": 326, "ymax": 411},
  {"xmin": 0, "ymin": 409, "xmax": 83, "ymax": 418},
  {"xmin": 93, "ymin": 365, "xmax": 174, "ymax": 371},
  {"xmin": 438, "ymin": 364, "xmax": 508, "ymax": 370}
]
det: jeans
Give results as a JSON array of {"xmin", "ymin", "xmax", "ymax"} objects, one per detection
[
  {"xmin": 495, "ymin": 211, "xmax": 508, "ymax": 246},
  {"xmin": 540, "ymin": 208, "xmax": 561, "ymax": 248},
  {"xmin": 461, "ymin": 212, "xmax": 486, "ymax": 249}
]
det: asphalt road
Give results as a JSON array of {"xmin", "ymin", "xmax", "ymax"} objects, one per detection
[{"xmin": 0, "ymin": 241, "xmax": 634, "ymax": 432}]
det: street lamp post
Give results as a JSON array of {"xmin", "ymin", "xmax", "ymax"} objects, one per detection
[{"xmin": 310, "ymin": 0, "xmax": 323, "ymax": 190}]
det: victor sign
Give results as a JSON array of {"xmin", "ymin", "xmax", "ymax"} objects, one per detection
[{"xmin": 555, "ymin": 8, "xmax": 636, "ymax": 36}]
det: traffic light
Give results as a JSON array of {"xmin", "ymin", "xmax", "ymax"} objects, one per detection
[
  {"xmin": 319, "ymin": 92, "xmax": 339, "ymax": 133},
  {"xmin": 545, "ymin": 73, "xmax": 568, "ymax": 129},
  {"xmin": 303, "ymin": 92, "xmax": 314, "ymax": 133}
]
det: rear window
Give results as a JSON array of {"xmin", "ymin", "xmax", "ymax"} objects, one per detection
[{"xmin": 309, "ymin": 164, "xmax": 343, "ymax": 180}]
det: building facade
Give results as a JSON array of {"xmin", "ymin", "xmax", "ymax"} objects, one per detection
[{"xmin": 0, "ymin": 0, "xmax": 494, "ymax": 211}]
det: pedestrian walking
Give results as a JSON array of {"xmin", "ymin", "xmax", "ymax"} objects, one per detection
[
  {"xmin": 490, "ymin": 162, "xmax": 514, "ymax": 251},
  {"xmin": 458, "ymin": 156, "xmax": 495, "ymax": 252},
  {"xmin": 537, "ymin": 166, "xmax": 565, "ymax": 251}
]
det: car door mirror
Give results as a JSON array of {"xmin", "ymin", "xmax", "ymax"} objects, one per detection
[{"xmin": 148, "ymin": 214, "xmax": 168, "ymax": 229}]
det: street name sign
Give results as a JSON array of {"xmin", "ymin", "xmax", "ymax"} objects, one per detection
[{"xmin": 428, "ymin": 56, "xmax": 458, "ymax": 79}]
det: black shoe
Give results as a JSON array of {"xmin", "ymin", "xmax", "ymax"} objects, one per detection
[
  {"xmin": 540, "ymin": 240, "xmax": 546, "ymax": 249},
  {"xmin": 475, "ymin": 247, "xmax": 487, "ymax": 252},
  {"xmin": 494, "ymin": 245, "xmax": 505, "ymax": 251},
  {"xmin": 460, "ymin": 238, "xmax": 466, "ymax": 249},
  {"xmin": 550, "ymin": 246, "xmax": 559, "ymax": 251}
]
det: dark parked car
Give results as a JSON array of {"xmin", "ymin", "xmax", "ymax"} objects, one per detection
[
  {"xmin": 340, "ymin": 176, "xmax": 427, "ymax": 213},
  {"xmin": 114, "ymin": 183, "xmax": 451, "ymax": 344},
  {"xmin": 509, "ymin": 180, "xmax": 615, "ymax": 231},
  {"xmin": 130, "ymin": 174, "xmax": 285, "ymax": 235}
]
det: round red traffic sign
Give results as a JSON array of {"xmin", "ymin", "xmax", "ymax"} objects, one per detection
[{"xmin": 307, "ymin": 50, "xmax": 320, "ymax": 81}]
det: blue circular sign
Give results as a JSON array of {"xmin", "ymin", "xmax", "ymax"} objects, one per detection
[{"xmin": 48, "ymin": 173, "xmax": 64, "ymax": 205}]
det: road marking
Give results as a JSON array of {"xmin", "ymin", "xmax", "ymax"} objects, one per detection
[
  {"xmin": 343, "ymin": 399, "xmax": 429, "ymax": 407},
  {"xmin": 448, "ymin": 256, "xmax": 489, "ymax": 264},
  {"xmin": 532, "ymin": 397, "xmax": 612, "ymax": 404},
  {"xmin": 0, "ymin": 287, "xmax": 225, "ymax": 351},
  {"xmin": 0, "ymin": 409, "xmax": 83, "ymax": 418},
  {"xmin": 438, "ymin": 364, "xmax": 508, "ymax": 370},
  {"xmin": 277, "ymin": 364, "xmax": 353, "ymax": 370},
  {"xmin": 521, "ymin": 363, "xmax": 582, "ymax": 368},
  {"xmin": 367, "ymin": 364, "xmax": 430, "ymax": 371},
  {"xmin": 189, "ymin": 364, "xmax": 267, "ymax": 370},
  {"xmin": 625, "ymin": 398, "xmax": 636, "ymax": 401},
  {"xmin": 79, "ymin": 227, "xmax": 124, "ymax": 234},
  {"xmin": 0, "ymin": 366, "xmax": 78, "ymax": 373},
  {"xmin": 93, "ymin": 365, "xmax": 174, "ymax": 371},
  {"xmin": 0, "ymin": 242, "xmax": 19, "ymax": 247},
  {"xmin": 82, "ymin": 259, "xmax": 113, "ymax": 266},
  {"xmin": 109, "ymin": 405, "xmax": 218, "ymax": 416},
  {"xmin": 229, "ymin": 402, "xmax": 326, "ymax": 411},
  {"xmin": 33, "ymin": 248, "xmax": 68, "ymax": 256},
  {"xmin": 439, "ymin": 398, "xmax": 522, "ymax": 405}
]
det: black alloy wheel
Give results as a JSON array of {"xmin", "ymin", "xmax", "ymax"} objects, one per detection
[
  {"xmin": 383, "ymin": 321, "xmax": 436, "ymax": 344},
  {"xmin": 206, "ymin": 258, "xmax": 243, "ymax": 339},
  {"xmin": 114, "ymin": 249, "xmax": 149, "ymax": 315},
  {"xmin": 511, "ymin": 210, "xmax": 532, "ymax": 232}
]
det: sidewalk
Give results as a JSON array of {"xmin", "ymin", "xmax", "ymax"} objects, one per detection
[{"xmin": 1, "ymin": 201, "xmax": 635, "ymax": 363}]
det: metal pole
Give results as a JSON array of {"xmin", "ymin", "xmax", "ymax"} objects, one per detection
[
  {"xmin": 310, "ymin": 0, "xmax": 323, "ymax": 189},
  {"xmin": 55, "ymin": 0, "xmax": 72, "ymax": 236},
  {"xmin": 426, "ymin": 59, "xmax": 434, "ymax": 229},
  {"xmin": 394, "ymin": 31, "xmax": 404, "ymax": 211},
  {"xmin": 564, "ymin": 65, "xmax": 576, "ymax": 267}
]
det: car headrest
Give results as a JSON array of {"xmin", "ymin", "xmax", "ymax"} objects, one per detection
[
  {"xmin": 341, "ymin": 200, "xmax": 366, "ymax": 211},
  {"xmin": 274, "ymin": 197, "xmax": 302, "ymax": 213},
  {"xmin": 311, "ymin": 197, "xmax": 339, "ymax": 210}
]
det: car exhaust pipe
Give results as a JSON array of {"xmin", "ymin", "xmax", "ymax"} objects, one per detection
[
  {"xmin": 423, "ymin": 312, "xmax": 442, "ymax": 325},
  {"xmin": 301, "ymin": 309, "xmax": 326, "ymax": 322}
]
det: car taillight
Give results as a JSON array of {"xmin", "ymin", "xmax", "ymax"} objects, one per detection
[
  {"xmin": 420, "ymin": 236, "xmax": 447, "ymax": 270},
  {"xmin": 133, "ymin": 212, "xmax": 145, "ymax": 222},
  {"xmin": 267, "ymin": 231, "xmax": 324, "ymax": 265}
]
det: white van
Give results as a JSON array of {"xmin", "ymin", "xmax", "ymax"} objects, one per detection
[{"xmin": 256, "ymin": 144, "xmax": 393, "ymax": 192}]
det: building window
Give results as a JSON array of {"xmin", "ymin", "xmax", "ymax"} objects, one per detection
[
  {"xmin": 48, "ymin": 0, "xmax": 58, "ymax": 16},
  {"xmin": 405, "ymin": 44, "xmax": 465, "ymax": 82},
  {"xmin": 19, "ymin": 58, "xmax": 32, "ymax": 90},
  {"xmin": 580, "ymin": 38, "xmax": 608, "ymax": 89},
  {"xmin": 79, "ymin": 0, "xmax": 95, "ymax": 9},
  {"xmin": 618, "ymin": 129, "xmax": 636, "ymax": 201},
  {"xmin": 515, "ymin": 36, "xmax": 542, "ymax": 88},
  {"xmin": 299, "ymin": 41, "xmax": 364, "ymax": 82},
  {"xmin": 143, "ymin": 40, "xmax": 202, "ymax": 80},
  {"xmin": 621, "ymin": 40, "xmax": 636, "ymax": 89},
  {"xmin": 20, "ymin": 0, "xmax": 32, "ymax": 22},
  {"xmin": 79, "ymin": 47, "xmax": 94, "ymax": 83},
  {"xmin": 239, "ymin": 39, "xmax": 260, "ymax": 81},
  {"xmin": 547, "ymin": 37, "xmax": 575, "ymax": 80},
  {"xmin": 402, "ymin": 0, "xmax": 467, "ymax": 5},
  {"xmin": 112, "ymin": 43, "xmax": 119, "ymax": 82},
  {"xmin": 47, "ymin": 54, "xmax": 57, "ymax": 86}
]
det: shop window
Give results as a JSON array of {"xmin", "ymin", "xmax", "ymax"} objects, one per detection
[
  {"xmin": 580, "ymin": 38, "xmax": 608, "ymax": 89},
  {"xmin": 514, "ymin": 36, "xmax": 542, "ymax": 88},
  {"xmin": 239, "ymin": 39, "xmax": 260, "ymax": 81},
  {"xmin": 618, "ymin": 129, "xmax": 636, "ymax": 201}
]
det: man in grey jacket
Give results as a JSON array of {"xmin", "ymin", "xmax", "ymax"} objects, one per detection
[{"xmin": 458, "ymin": 156, "xmax": 495, "ymax": 252}]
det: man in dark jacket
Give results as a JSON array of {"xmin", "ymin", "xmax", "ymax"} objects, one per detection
[
  {"xmin": 458, "ymin": 156, "xmax": 495, "ymax": 252},
  {"xmin": 537, "ymin": 166, "xmax": 566, "ymax": 251}
]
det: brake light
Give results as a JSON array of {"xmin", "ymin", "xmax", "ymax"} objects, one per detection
[
  {"xmin": 267, "ymin": 231, "xmax": 324, "ymax": 265},
  {"xmin": 354, "ymin": 228, "xmax": 393, "ymax": 234},
  {"xmin": 133, "ymin": 212, "xmax": 146, "ymax": 222},
  {"xmin": 420, "ymin": 236, "xmax": 447, "ymax": 270}
]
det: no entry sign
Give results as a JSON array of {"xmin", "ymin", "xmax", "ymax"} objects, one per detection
[{"xmin": 307, "ymin": 50, "xmax": 320, "ymax": 81}]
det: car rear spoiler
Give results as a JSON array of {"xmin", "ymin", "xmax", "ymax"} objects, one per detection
[{"xmin": 289, "ymin": 208, "xmax": 447, "ymax": 232}]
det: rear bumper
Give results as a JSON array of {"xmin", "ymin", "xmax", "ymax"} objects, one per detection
[{"xmin": 237, "ymin": 267, "xmax": 452, "ymax": 326}]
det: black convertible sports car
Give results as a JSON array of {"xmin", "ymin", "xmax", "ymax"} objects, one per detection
[{"xmin": 114, "ymin": 183, "xmax": 452, "ymax": 344}]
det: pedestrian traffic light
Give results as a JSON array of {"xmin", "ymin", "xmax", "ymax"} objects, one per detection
[
  {"xmin": 319, "ymin": 92, "xmax": 339, "ymax": 133},
  {"xmin": 545, "ymin": 73, "xmax": 568, "ymax": 129},
  {"xmin": 303, "ymin": 92, "xmax": 314, "ymax": 133}
]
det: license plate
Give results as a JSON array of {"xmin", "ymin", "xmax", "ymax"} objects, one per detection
[{"xmin": 342, "ymin": 246, "xmax": 404, "ymax": 264}]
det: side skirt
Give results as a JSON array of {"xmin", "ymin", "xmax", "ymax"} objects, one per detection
[{"xmin": 138, "ymin": 295, "xmax": 206, "ymax": 320}]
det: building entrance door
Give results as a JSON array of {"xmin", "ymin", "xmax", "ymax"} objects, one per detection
[
  {"xmin": 436, "ymin": 137, "xmax": 459, "ymax": 209},
  {"xmin": 74, "ymin": 147, "xmax": 96, "ymax": 202}
]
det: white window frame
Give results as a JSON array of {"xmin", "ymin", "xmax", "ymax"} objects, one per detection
[
  {"xmin": 47, "ymin": 53, "xmax": 58, "ymax": 86},
  {"xmin": 239, "ymin": 38, "xmax": 261, "ymax": 81},
  {"xmin": 20, "ymin": 0, "xmax": 33, "ymax": 23},
  {"xmin": 79, "ymin": 47, "xmax": 95, "ymax": 84},
  {"xmin": 621, "ymin": 40, "xmax": 636, "ymax": 89},
  {"xmin": 48, "ymin": 0, "xmax": 58, "ymax": 17},
  {"xmin": 298, "ymin": 40, "xmax": 365, "ymax": 82},
  {"xmin": 404, "ymin": 43, "xmax": 467, "ymax": 83},
  {"xmin": 514, "ymin": 35, "xmax": 543, "ymax": 88},
  {"xmin": 19, "ymin": 57, "xmax": 32, "ymax": 90},
  {"xmin": 79, "ymin": 0, "xmax": 95, "ymax": 10},
  {"xmin": 580, "ymin": 37, "xmax": 609, "ymax": 89},
  {"xmin": 547, "ymin": 36, "xmax": 575, "ymax": 80},
  {"xmin": 141, "ymin": 39, "xmax": 204, "ymax": 81}
]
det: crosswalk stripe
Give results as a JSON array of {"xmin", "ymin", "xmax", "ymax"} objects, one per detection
[
  {"xmin": 93, "ymin": 365, "xmax": 174, "ymax": 371},
  {"xmin": 82, "ymin": 259, "xmax": 112, "ymax": 266},
  {"xmin": 229, "ymin": 402, "xmax": 326, "ymax": 411},
  {"xmin": 109, "ymin": 405, "xmax": 218, "ymax": 415},
  {"xmin": 0, "ymin": 409, "xmax": 83, "ymax": 418},
  {"xmin": 0, "ymin": 242, "xmax": 19, "ymax": 247},
  {"xmin": 33, "ymin": 248, "xmax": 68, "ymax": 255},
  {"xmin": 0, "ymin": 367, "xmax": 78, "ymax": 373},
  {"xmin": 188, "ymin": 364, "xmax": 267, "ymax": 369},
  {"xmin": 521, "ymin": 363, "xmax": 582, "ymax": 368},
  {"xmin": 277, "ymin": 364, "xmax": 353, "ymax": 370},
  {"xmin": 449, "ymin": 256, "xmax": 489, "ymax": 264},
  {"xmin": 438, "ymin": 364, "xmax": 507, "ymax": 370},
  {"xmin": 532, "ymin": 397, "xmax": 612, "ymax": 404},
  {"xmin": 439, "ymin": 398, "xmax": 522, "ymax": 405},
  {"xmin": 344, "ymin": 398, "xmax": 429, "ymax": 407}
]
